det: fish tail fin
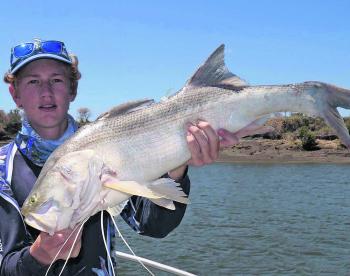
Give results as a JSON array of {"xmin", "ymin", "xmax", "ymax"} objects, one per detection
[
  {"xmin": 317, "ymin": 82, "xmax": 350, "ymax": 148},
  {"xmin": 326, "ymin": 82, "xmax": 350, "ymax": 110},
  {"xmin": 323, "ymin": 105, "xmax": 350, "ymax": 148}
]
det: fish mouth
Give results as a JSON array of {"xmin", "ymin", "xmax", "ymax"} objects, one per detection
[
  {"xmin": 22, "ymin": 200, "xmax": 59, "ymax": 235},
  {"xmin": 25, "ymin": 213, "xmax": 57, "ymax": 235},
  {"xmin": 24, "ymin": 203, "xmax": 75, "ymax": 235}
]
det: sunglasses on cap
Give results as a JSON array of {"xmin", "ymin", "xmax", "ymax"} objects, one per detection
[{"xmin": 10, "ymin": 39, "xmax": 72, "ymax": 74}]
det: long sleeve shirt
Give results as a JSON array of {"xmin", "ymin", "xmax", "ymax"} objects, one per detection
[{"xmin": 0, "ymin": 142, "xmax": 190, "ymax": 275}]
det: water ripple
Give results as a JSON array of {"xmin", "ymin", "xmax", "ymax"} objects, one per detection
[{"xmin": 116, "ymin": 164, "xmax": 350, "ymax": 275}]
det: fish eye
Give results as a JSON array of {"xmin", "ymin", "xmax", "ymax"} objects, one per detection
[{"xmin": 29, "ymin": 194, "xmax": 37, "ymax": 204}]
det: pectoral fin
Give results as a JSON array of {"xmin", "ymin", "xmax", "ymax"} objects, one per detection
[
  {"xmin": 103, "ymin": 180, "xmax": 161, "ymax": 199},
  {"xmin": 107, "ymin": 201, "xmax": 128, "ymax": 217},
  {"xmin": 149, "ymin": 198, "xmax": 176, "ymax": 210},
  {"xmin": 148, "ymin": 178, "xmax": 190, "ymax": 204},
  {"xmin": 103, "ymin": 178, "xmax": 189, "ymax": 209}
]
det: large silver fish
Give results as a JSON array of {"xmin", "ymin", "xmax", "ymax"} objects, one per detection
[{"xmin": 21, "ymin": 44, "xmax": 350, "ymax": 235}]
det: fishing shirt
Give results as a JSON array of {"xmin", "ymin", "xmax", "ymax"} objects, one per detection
[{"xmin": 0, "ymin": 122, "xmax": 190, "ymax": 275}]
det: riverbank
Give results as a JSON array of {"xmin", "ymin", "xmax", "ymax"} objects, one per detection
[{"xmin": 218, "ymin": 138, "xmax": 350, "ymax": 163}]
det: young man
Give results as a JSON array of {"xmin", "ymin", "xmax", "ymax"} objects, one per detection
[{"xmin": 0, "ymin": 39, "xmax": 253, "ymax": 275}]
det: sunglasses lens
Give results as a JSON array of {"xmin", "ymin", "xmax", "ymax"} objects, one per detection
[
  {"xmin": 41, "ymin": 41, "xmax": 63, "ymax": 54},
  {"xmin": 13, "ymin": 43, "xmax": 34, "ymax": 58}
]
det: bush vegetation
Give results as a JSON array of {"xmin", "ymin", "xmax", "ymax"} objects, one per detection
[
  {"xmin": 298, "ymin": 126, "xmax": 319, "ymax": 151},
  {"xmin": 263, "ymin": 113, "xmax": 349, "ymax": 149},
  {"xmin": 0, "ymin": 109, "xmax": 21, "ymax": 139}
]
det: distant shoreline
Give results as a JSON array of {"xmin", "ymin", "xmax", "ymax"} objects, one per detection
[
  {"xmin": 218, "ymin": 138, "xmax": 350, "ymax": 164},
  {"xmin": 217, "ymin": 154, "xmax": 350, "ymax": 164}
]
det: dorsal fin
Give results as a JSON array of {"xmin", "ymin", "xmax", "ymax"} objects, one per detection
[
  {"xmin": 96, "ymin": 99, "xmax": 155, "ymax": 120},
  {"xmin": 185, "ymin": 44, "xmax": 248, "ymax": 89}
]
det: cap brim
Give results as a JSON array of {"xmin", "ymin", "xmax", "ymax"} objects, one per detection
[{"xmin": 10, "ymin": 53, "xmax": 72, "ymax": 74}]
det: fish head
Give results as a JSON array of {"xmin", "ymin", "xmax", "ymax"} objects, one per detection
[
  {"xmin": 22, "ymin": 194, "xmax": 73, "ymax": 235},
  {"xmin": 22, "ymin": 150, "xmax": 99, "ymax": 234}
]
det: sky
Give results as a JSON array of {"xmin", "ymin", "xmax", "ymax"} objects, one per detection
[{"xmin": 1, "ymin": 1, "xmax": 350, "ymax": 119}]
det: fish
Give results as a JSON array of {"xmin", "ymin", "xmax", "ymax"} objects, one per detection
[{"xmin": 21, "ymin": 44, "xmax": 350, "ymax": 235}]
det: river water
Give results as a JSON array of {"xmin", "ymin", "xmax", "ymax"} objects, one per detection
[{"xmin": 115, "ymin": 163, "xmax": 350, "ymax": 275}]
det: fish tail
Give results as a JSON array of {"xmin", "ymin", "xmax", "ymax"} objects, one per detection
[
  {"xmin": 323, "ymin": 106, "xmax": 350, "ymax": 148},
  {"xmin": 327, "ymin": 83, "xmax": 350, "ymax": 110},
  {"xmin": 317, "ymin": 82, "xmax": 350, "ymax": 147}
]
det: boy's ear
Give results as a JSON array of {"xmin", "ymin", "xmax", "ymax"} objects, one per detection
[
  {"xmin": 9, "ymin": 84, "xmax": 22, "ymax": 107},
  {"xmin": 9, "ymin": 83, "xmax": 15, "ymax": 96}
]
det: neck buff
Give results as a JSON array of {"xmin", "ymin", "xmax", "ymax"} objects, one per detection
[{"xmin": 15, "ymin": 114, "xmax": 78, "ymax": 166}]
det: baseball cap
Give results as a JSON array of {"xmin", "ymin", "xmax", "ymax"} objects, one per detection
[{"xmin": 10, "ymin": 38, "xmax": 72, "ymax": 74}]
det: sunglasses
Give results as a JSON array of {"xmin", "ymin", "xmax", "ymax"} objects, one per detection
[
  {"xmin": 10, "ymin": 39, "xmax": 71, "ymax": 73},
  {"xmin": 12, "ymin": 40, "xmax": 66, "ymax": 58}
]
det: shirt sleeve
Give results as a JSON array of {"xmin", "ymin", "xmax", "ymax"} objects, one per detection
[
  {"xmin": 0, "ymin": 191, "xmax": 48, "ymax": 276},
  {"xmin": 120, "ymin": 167, "xmax": 190, "ymax": 238},
  {"xmin": 1, "ymin": 247, "xmax": 49, "ymax": 276}
]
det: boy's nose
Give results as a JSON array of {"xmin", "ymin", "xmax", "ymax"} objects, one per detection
[{"xmin": 39, "ymin": 81, "xmax": 54, "ymax": 96}]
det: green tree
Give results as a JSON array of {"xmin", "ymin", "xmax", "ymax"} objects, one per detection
[
  {"xmin": 77, "ymin": 107, "xmax": 91, "ymax": 126},
  {"xmin": 0, "ymin": 110, "xmax": 8, "ymax": 127},
  {"xmin": 0, "ymin": 110, "xmax": 9, "ymax": 138},
  {"xmin": 299, "ymin": 126, "xmax": 318, "ymax": 151}
]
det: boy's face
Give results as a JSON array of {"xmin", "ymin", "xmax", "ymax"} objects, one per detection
[{"xmin": 11, "ymin": 59, "xmax": 75, "ymax": 139}]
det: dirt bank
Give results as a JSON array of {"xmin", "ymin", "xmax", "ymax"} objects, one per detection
[{"xmin": 218, "ymin": 138, "xmax": 350, "ymax": 164}]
